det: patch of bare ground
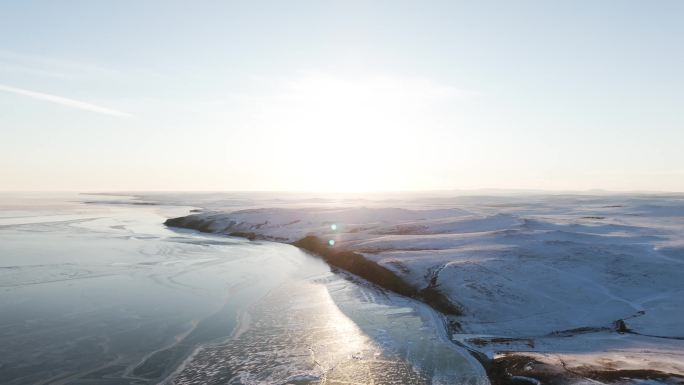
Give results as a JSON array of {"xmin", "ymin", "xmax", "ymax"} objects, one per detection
[
  {"xmin": 579, "ymin": 368, "xmax": 684, "ymax": 384},
  {"xmin": 548, "ymin": 326, "xmax": 612, "ymax": 337},
  {"xmin": 384, "ymin": 259, "xmax": 411, "ymax": 274},
  {"xmin": 374, "ymin": 224, "xmax": 430, "ymax": 235},
  {"xmin": 486, "ymin": 354, "xmax": 684, "ymax": 385},
  {"xmin": 355, "ymin": 247, "xmax": 393, "ymax": 254},
  {"xmin": 467, "ymin": 337, "xmax": 535, "ymax": 349}
]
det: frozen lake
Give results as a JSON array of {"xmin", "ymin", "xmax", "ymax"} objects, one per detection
[{"xmin": 0, "ymin": 194, "xmax": 485, "ymax": 384}]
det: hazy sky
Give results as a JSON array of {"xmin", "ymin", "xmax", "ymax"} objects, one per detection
[{"xmin": 1, "ymin": 1, "xmax": 683, "ymax": 192}]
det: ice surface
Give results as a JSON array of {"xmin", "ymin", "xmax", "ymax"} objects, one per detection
[
  {"xmin": 0, "ymin": 193, "xmax": 488, "ymax": 384},
  {"xmin": 172, "ymin": 273, "xmax": 487, "ymax": 385}
]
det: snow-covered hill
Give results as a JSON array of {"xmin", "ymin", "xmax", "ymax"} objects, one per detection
[{"xmin": 156, "ymin": 192, "xmax": 684, "ymax": 382}]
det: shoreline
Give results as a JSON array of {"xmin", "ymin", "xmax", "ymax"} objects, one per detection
[
  {"xmin": 164, "ymin": 213, "xmax": 684, "ymax": 385},
  {"xmin": 163, "ymin": 217, "xmax": 506, "ymax": 384},
  {"xmin": 164, "ymin": 217, "xmax": 462, "ymax": 315}
]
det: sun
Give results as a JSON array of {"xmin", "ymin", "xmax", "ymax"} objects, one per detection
[{"xmin": 250, "ymin": 73, "xmax": 457, "ymax": 192}]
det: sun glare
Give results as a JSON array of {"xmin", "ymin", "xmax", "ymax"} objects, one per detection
[{"xmin": 253, "ymin": 74, "xmax": 459, "ymax": 192}]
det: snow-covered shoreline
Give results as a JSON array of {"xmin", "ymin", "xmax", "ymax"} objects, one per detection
[{"xmin": 158, "ymin": 192, "xmax": 684, "ymax": 384}]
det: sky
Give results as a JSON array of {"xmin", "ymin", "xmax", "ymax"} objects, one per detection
[{"xmin": 1, "ymin": 0, "xmax": 683, "ymax": 192}]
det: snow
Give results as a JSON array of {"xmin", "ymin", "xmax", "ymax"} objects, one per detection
[{"xmin": 152, "ymin": 192, "xmax": 684, "ymax": 376}]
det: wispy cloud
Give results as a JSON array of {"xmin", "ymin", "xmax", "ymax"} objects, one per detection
[
  {"xmin": 0, "ymin": 50, "xmax": 119, "ymax": 80},
  {"xmin": 0, "ymin": 83, "xmax": 131, "ymax": 118}
]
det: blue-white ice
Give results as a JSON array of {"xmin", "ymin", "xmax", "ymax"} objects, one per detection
[{"xmin": 0, "ymin": 193, "xmax": 486, "ymax": 384}]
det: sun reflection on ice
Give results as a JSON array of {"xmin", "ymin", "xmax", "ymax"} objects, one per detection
[{"xmin": 171, "ymin": 277, "xmax": 436, "ymax": 384}]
